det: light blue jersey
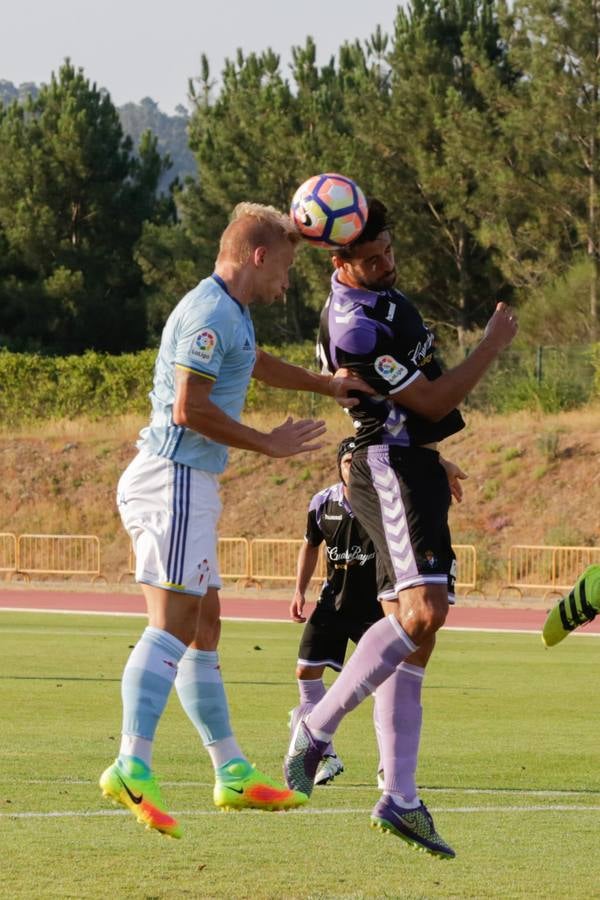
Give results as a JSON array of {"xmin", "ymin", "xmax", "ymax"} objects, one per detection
[{"xmin": 138, "ymin": 275, "xmax": 256, "ymax": 473}]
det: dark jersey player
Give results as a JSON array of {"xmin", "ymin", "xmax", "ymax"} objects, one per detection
[
  {"xmin": 289, "ymin": 437, "xmax": 382, "ymax": 786},
  {"xmin": 284, "ymin": 198, "xmax": 518, "ymax": 860}
]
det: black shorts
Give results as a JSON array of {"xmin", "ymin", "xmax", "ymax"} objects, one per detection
[
  {"xmin": 296, "ymin": 604, "xmax": 380, "ymax": 671},
  {"xmin": 348, "ymin": 444, "xmax": 456, "ymax": 601}
]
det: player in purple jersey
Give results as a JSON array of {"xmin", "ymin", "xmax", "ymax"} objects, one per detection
[
  {"xmin": 290, "ymin": 437, "xmax": 466, "ymax": 791},
  {"xmin": 285, "ymin": 198, "xmax": 517, "ymax": 859}
]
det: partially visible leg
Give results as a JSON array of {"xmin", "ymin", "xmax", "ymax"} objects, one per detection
[
  {"xmin": 296, "ymin": 664, "xmax": 327, "ymax": 708},
  {"xmin": 542, "ymin": 565, "xmax": 600, "ymax": 646},
  {"xmin": 370, "ymin": 617, "xmax": 454, "ymax": 859},
  {"xmin": 305, "ymin": 586, "xmax": 447, "ymax": 740},
  {"xmin": 291, "ymin": 664, "xmax": 327, "ymax": 733},
  {"xmin": 100, "ymin": 584, "xmax": 199, "ymax": 839},
  {"xmin": 175, "ymin": 587, "xmax": 244, "ymax": 769},
  {"xmin": 373, "ymin": 696, "xmax": 384, "ymax": 788},
  {"xmin": 374, "ymin": 632, "xmax": 435, "ymax": 807},
  {"xmin": 293, "ymin": 664, "xmax": 343, "ymax": 785},
  {"xmin": 175, "ymin": 588, "xmax": 307, "ymax": 811},
  {"xmin": 284, "ymin": 586, "xmax": 447, "ymax": 798}
]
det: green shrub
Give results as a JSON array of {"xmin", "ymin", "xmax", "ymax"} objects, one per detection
[
  {"xmin": 1, "ymin": 338, "xmax": 598, "ymax": 425},
  {"xmin": 0, "ymin": 348, "xmax": 155, "ymax": 424}
]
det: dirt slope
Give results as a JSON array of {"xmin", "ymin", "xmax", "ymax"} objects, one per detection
[{"xmin": 1, "ymin": 406, "xmax": 598, "ymax": 593}]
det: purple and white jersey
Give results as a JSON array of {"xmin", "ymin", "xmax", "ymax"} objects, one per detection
[{"xmin": 317, "ymin": 273, "xmax": 465, "ymax": 448}]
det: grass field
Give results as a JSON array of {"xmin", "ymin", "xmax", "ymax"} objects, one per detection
[{"xmin": 1, "ymin": 612, "xmax": 599, "ymax": 899}]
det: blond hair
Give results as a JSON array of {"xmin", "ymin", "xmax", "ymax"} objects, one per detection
[{"xmin": 218, "ymin": 202, "xmax": 301, "ymax": 265}]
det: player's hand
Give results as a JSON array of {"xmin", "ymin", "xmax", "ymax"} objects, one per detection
[
  {"xmin": 483, "ymin": 302, "xmax": 518, "ymax": 352},
  {"xmin": 330, "ymin": 367, "xmax": 376, "ymax": 408},
  {"xmin": 290, "ymin": 591, "xmax": 307, "ymax": 623},
  {"xmin": 266, "ymin": 417, "xmax": 326, "ymax": 457},
  {"xmin": 439, "ymin": 456, "xmax": 467, "ymax": 503}
]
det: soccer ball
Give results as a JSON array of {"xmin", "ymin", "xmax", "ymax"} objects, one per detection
[{"xmin": 290, "ymin": 173, "xmax": 368, "ymax": 248}]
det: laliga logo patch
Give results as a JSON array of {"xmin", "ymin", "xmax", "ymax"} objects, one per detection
[
  {"xmin": 190, "ymin": 328, "xmax": 217, "ymax": 363},
  {"xmin": 374, "ymin": 354, "xmax": 408, "ymax": 385}
]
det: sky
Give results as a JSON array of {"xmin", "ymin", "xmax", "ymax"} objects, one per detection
[{"xmin": 2, "ymin": 0, "xmax": 400, "ymax": 113}]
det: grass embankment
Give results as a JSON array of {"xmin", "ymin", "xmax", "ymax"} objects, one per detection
[{"xmin": 1, "ymin": 406, "xmax": 599, "ymax": 596}]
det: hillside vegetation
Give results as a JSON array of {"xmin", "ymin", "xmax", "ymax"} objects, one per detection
[{"xmin": 1, "ymin": 406, "xmax": 599, "ymax": 597}]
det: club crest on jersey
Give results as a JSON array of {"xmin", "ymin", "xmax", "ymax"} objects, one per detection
[
  {"xmin": 374, "ymin": 355, "xmax": 408, "ymax": 385},
  {"xmin": 191, "ymin": 328, "xmax": 217, "ymax": 363}
]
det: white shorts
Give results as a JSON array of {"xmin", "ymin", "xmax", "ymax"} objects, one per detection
[{"xmin": 117, "ymin": 450, "xmax": 222, "ymax": 596}]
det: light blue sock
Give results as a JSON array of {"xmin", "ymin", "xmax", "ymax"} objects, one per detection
[
  {"xmin": 175, "ymin": 649, "xmax": 235, "ymax": 747},
  {"xmin": 120, "ymin": 626, "xmax": 187, "ymax": 747}
]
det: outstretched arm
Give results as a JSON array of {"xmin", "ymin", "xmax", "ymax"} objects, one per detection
[
  {"xmin": 173, "ymin": 368, "xmax": 325, "ymax": 457},
  {"xmin": 390, "ymin": 303, "xmax": 518, "ymax": 421}
]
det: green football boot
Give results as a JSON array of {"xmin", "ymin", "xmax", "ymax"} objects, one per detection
[
  {"xmin": 542, "ymin": 565, "xmax": 600, "ymax": 647},
  {"xmin": 214, "ymin": 758, "xmax": 308, "ymax": 811},
  {"xmin": 99, "ymin": 758, "xmax": 182, "ymax": 839}
]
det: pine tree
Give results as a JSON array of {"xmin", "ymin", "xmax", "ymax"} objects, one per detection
[
  {"xmin": 379, "ymin": 0, "xmax": 513, "ymax": 345},
  {"xmin": 468, "ymin": 0, "xmax": 600, "ymax": 338},
  {"xmin": 0, "ymin": 60, "xmax": 171, "ymax": 351}
]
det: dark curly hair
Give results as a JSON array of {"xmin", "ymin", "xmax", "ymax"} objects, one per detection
[{"xmin": 334, "ymin": 198, "xmax": 391, "ymax": 259}]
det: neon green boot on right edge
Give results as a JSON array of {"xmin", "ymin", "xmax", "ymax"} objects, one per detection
[{"xmin": 542, "ymin": 566, "xmax": 600, "ymax": 647}]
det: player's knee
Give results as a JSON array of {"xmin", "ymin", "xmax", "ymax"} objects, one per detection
[
  {"xmin": 423, "ymin": 601, "xmax": 448, "ymax": 634},
  {"xmin": 295, "ymin": 665, "xmax": 324, "ymax": 680},
  {"xmin": 398, "ymin": 588, "xmax": 448, "ymax": 640},
  {"xmin": 193, "ymin": 615, "xmax": 221, "ymax": 650}
]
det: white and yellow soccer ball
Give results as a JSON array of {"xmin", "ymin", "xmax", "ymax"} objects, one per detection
[{"xmin": 290, "ymin": 173, "xmax": 368, "ymax": 248}]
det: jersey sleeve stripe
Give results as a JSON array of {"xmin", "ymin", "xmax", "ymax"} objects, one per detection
[
  {"xmin": 175, "ymin": 363, "xmax": 217, "ymax": 381},
  {"xmin": 388, "ymin": 370, "xmax": 422, "ymax": 394}
]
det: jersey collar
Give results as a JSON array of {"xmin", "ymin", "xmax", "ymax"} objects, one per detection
[
  {"xmin": 334, "ymin": 481, "xmax": 353, "ymax": 516},
  {"xmin": 211, "ymin": 273, "xmax": 246, "ymax": 314},
  {"xmin": 331, "ymin": 271, "xmax": 381, "ymax": 308}
]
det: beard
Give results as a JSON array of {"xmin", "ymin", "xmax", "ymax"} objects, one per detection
[{"xmin": 356, "ymin": 268, "xmax": 397, "ymax": 292}]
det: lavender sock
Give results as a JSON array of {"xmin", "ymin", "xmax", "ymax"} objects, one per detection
[
  {"xmin": 375, "ymin": 662, "xmax": 424, "ymax": 803},
  {"xmin": 295, "ymin": 678, "xmax": 333, "ymax": 755},
  {"xmin": 298, "ymin": 678, "xmax": 327, "ymax": 707},
  {"xmin": 373, "ymin": 692, "xmax": 383, "ymax": 775},
  {"xmin": 307, "ymin": 615, "xmax": 417, "ymax": 739}
]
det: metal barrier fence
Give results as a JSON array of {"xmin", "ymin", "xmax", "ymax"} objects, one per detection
[
  {"xmin": 0, "ymin": 532, "xmax": 17, "ymax": 575},
  {"xmin": 501, "ymin": 544, "xmax": 600, "ymax": 599},
  {"xmin": 14, "ymin": 534, "xmax": 105, "ymax": 583},
  {"xmin": 6, "ymin": 532, "xmax": 598, "ymax": 597},
  {"xmin": 218, "ymin": 538, "xmax": 250, "ymax": 580},
  {"xmin": 3, "ymin": 533, "xmax": 478, "ymax": 588},
  {"xmin": 454, "ymin": 544, "xmax": 477, "ymax": 592},
  {"xmin": 249, "ymin": 539, "xmax": 326, "ymax": 585}
]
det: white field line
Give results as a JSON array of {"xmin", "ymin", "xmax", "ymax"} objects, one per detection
[
  {"xmin": 0, "ymin": 609, "xmax": 284, "ymax": 624},
  {"xmin": 443, "ymin": 626, "xmax": 600, "ymax": 638},
  {"xmin": 2, "ymin": 805, "xmax": 600, "ymax": 820},
  {"xmin": 15, "ymin": 780, "xmax": 600, "ymax": 799},
  {"xmin": 1, "ymin": 606, "xmax": 600, "ymax": 637}
]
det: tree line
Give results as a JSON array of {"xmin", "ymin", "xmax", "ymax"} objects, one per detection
[{"xmin": 1, "ymin": 0, "xmax": 599, "ymax": 354}]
